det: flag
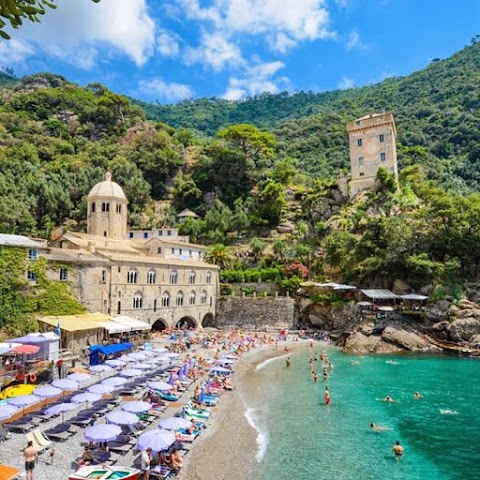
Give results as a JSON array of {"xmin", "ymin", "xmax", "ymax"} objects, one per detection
[{"xmin": 54, "ymin": 321, "xmax": 61, "ymax": 337}]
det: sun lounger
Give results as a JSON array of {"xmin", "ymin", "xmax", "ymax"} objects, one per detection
[
  {"xmin": 106, "ymin": 441, "xmax": 133, "ymax": 454},
  {"xmin": 7, "ymin": 421, "xmax": 34, "ymax": 433},
  {"xmin": 150, "ymin": 465, "xmax": 172, "ymax": 479},
  {"xmin": 32, "ymin": 429, "xmax": 53, "ymax": 450},
  {"xmin": 26, "ymin": 431, "xmax": 51, "ymax": 453}
]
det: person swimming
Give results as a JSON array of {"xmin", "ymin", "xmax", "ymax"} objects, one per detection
[
  {"xmin": 324, "ymin": 386, "xmax": 331, "ymax": 406},
  {"xmin": 440, "ymin": 409, "xmax": 458, "ymax": 415},
  {"xmin": 286, "ymin": 357, "xmax": 291, "ymax": 368},
  {"xmin": 384, "ymin": 395, "xmax": 394, "ymax": 403},
  {"xmin": 312, "ymin": 371, "xmax": 318, "ymax": 382},
  {"xmin": 414, "ymin": 391, "xmax": 423, "ymax": 399},
  {"xmin": 370, "ymin": 422, "xmax": 392, "ymax": 432},
  {"xmin": 392, "ymin": 441, "xmax": 404, "ymax": 459}
]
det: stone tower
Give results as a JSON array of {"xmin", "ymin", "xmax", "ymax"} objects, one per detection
[
  {"xmin": 346, "ymin": 113, "xmax": 398, "ymax": 197},
  {"xmin": 87, "ymin": 172, "xmax": 128, "ymax": 239}
]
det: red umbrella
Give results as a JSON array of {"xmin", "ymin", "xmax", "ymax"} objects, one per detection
[{"xmin": 13, "ymin": 345, "xmax": 40, "ymax": 355}]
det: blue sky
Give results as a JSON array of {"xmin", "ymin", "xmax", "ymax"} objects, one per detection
[{"xmin": 0, "ymin": 0, "xmax": 479, "ymax": 103}]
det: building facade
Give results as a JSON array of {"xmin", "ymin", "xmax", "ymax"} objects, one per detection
[
  {"xmin": 2, "ymin": 173, "xmax": 218, "ymax": 330},
  {"xmin": 346, "ymin": 113, "xmax": 398, "ymax": 197}
]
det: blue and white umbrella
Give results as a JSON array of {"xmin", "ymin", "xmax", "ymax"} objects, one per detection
[
  {"xmin": 221, "ymin": 354, "xmax": 239, "ymax": 360},
  {"xmin": 71, "ymin": 392, "xmax": 101, "ymax": 405},
  {"xmin": 52, "ymin": 379, "xmax": 79, "ymax": 391},
  {"xmin": 147, "ymin": 381, "xmax": 172, "ymax": 391},
  {"xmin": 105, "ymin": 359, "xmax": 127, "ymax": 368},
  {"xmin": 85, "ymin": 424, "xmax": 121, "ymax": 443},
  {"xmin": 34, "ymin": 386, "xmax": 63, "ymax": 398},
  {"xmin": 119, "ymin": 369, "xmax": 142, "ymax": 378},
  {"xmin": 137, "ymin": 429, "xmax": 176, "ymax": 452},
  {"xmin": 8, "ymin": 395, "xmax": 39, "ymax": 407},
  {"xmin": 121, "ymin": 401, "xmax": 151, "ymax": 414},
  {"xmin": 158, "ymin": 417, "xmax": 192, "ymax": 431},
  {"xmin": 45, "ymin": 402, "xmax": 78, "ymax": 423},
  {"xmin": 105, "ymin": 410, "xmax": 139, "ymax": 426},
  {"xmin": 89, "ymin": 365, "xmax": 113, "ymax": 373},
  {"xmin": 88, "ymin": 384, "xmax": 115, "ymax": 395},
  {"xmin": 67, "ymin": 373, "xmax": 92, "ymax": 383},
  {"xmin": 0, "ymin": 404, "xmax": 18, "ymax": 420},
  {"xmin": 209, "ymin": 366, "xmax": 233, "ymax": 375},
  {"xmin": 129, "ymin": 352, "xmax": 148, "ymax": 360},
  {"xmin": 102, "ymin": 377, "xmax": 128, "ymax": 387}
]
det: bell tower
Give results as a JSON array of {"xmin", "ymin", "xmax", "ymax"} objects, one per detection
[{"xmin": 87, "ymin": 172, "xmax": 128, "ymax": 239}]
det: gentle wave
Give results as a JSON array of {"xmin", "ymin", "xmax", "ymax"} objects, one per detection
[
  {"xmin": 245, "ymin": 407, "xmax": 269, "ymax": 463},
  {"xmin": 256, "ymin": 353, "xmax": 289, "ymax": 371}
]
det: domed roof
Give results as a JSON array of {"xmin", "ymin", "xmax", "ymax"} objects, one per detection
[{"xmin": 88, "ymin": 172, "xmax": 127, "ymax": 201}]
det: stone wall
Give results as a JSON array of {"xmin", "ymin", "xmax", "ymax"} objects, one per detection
[{"xmin": 216, "ymin": 296, "xmax": 296, "ymax": 329}]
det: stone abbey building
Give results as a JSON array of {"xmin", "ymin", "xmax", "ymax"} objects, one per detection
[{"xmin": 2, "ymin": 173, "xmax": 218, "ymax": 330}]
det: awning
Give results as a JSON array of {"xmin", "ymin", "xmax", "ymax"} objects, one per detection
[
  {"xmin": 90, "ymin": 343, "xmax": 133, "ymax": 355},
  {"xmin": 101, "ymin": 321, "xmax": 131, "ymax": 334},
  {"xmin": 377, "ymin": 306, "xmax": 394, "ymax": 312},
  {"xmin": 361, "ymin": 289, "xmax": 398, "ymax": 300},
  {"xmin": 39, "ymin": 313, "xmax": 111, "ymax": 332},
  {"xmin": 111, "ymin": 316, "xmax": 151, "ymax": 332},
  {"xmin": 400, "ymin": 294, "xmax": 428, "ymax": 301},
  {"xmin": 333, "ymin": 284, "xmax": 357, "ymax": 290},
  {"xmin": 9, "ymin": 332, "xmax": 60, "ymax": 343},
  {"xmin": 357, "ymin": 301, "xmax": 373, "ymax": 306}
]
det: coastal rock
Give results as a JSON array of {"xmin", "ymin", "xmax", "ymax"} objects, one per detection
[
  {"xmin": 276, "ymin": 221, "xmax": 295, "ymax": 234},
  {"xmin": 457, "ymin": 299, "xmax": 479, "ymax": 310},
  {"xmin": 393, "ymin": 279, "xmax": 411, "ymax": 294},
  {"xmin": 448, "ymin": 318, "xmax": 480, "ymax": 342},
  {"xmin": 381, "ymin": 325, "xmax": 432, "ymax": 351},
  {"xmin": 448, "ymin": 305, "xmax": 460, "ymax": 316},
  {"xmin": 342, "ymin": 332, "xmax": 403, "ymax": 354}
]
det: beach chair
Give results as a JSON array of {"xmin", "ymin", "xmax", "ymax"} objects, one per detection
[
  {"xmin": 32, "ymin": 429, "xmax": 53, "ymax": 450},
  {"xmin": 7, "ymin": 420, "xmax": 34, "ymax": 433},
  {"xmin": 150, "ymin": 465, "xmax": 172, "ymax": 479},
  {"xmin": 25, "ymin": 430, "xmax": 51, "ymax": 453},
  {"xmin": 106, "ymin": 441, "xmax": 133, "ymax": 455}
]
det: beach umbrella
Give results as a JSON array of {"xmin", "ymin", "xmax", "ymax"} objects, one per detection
[
  {"xmin": 158, "ymin": 417, "xmax": 192, "ymax": 431},
  {"xmin": 178, "ymin": 369, "xmax": 185, "ymax": 381},
  {"xmin": 221, "ymin": 355, "xmax": 239, "ymax": 360},
  {"xmin": 0, "ymin": 404, "xmax": 18, "ymax": 421},
  {"xmin": 33, "ymin": 386, "xmax": 62, "ymax": 399},
  {"xmin": 168, "ymin": 372, "xmax": 177, "ymax": 385},
  {"xmin": 137, "ymin": 429, "xmax": 176, "ymax": 452},
  {"xmin": 153, "ymin": 347, "xmax": 168, "ymax": 354},
  {"xmin": 45, "ymin": 402, "xmax": 78, "ymax": 423},
  {"xmin": 129, "ymin": 352, "xmax": 148, "ymax": 360},
  {"xmin": 8, "ymin": 395, "xmax": 39, "ymax": 407},
  {"xmin": 85, "ymin": 424, "xmax": 121, "ymax": 443},
  {"xmin": 147, "ymin": 381, "xmax": 172, "ymax": 391},
  {"xmin": 67, "ymin": 373, "xmax": 92, "ymax": 383},
  {"xmin": 163, "ymin": 352, "xmax": 180, "ymax": 358},
  {"xmin": 217, "ymin": 359, "xmax": 235, "ymax": 365},
  {"xmin": 105, "ymin": 359, "xmax": 127, "ymax": 368},
  {"xmin": 102, "ymin": 376, "xmax": 128, "ymax": 387},
  {"xmin": 118, "ymin": 355, "xmax": 136, "ymax": 362},
  {"xmin": 52, "ymin": 379, "xmax": 79, "ymax": 391},
  {"xmin": 209, "ymin": 366, "xmax": 232, "ymax": 375},
  {"xmin": 119, "ymin": 369, "xmax": 142, "ymax": 378},
  {"xmin": 132, "ymin": 363, "xmax": 151, "ymax": 370},
  {"xmin": 12, "ymin": 345, "xmax": 40, "ymax": 355},
  {"xmin": 88, "ymin": 384, "xmax": 114, "ymax": 395},
  {"xmin": 105, "ymin": 411, "xmax": 139, "ymax": 426},
  {"xmin": 71, "ymin": 392, "xmax": 101, "ymax": 406},
  {"xmin": 89, "ymin": 365, "xmax": 113, "ymax": 373},
  {"xmin": 121, "ymin": 401, "xmax": 151, "ymax": 414}
]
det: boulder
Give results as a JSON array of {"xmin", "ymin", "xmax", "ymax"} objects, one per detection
[
  {"xmin": 381, "ymin": 325, "xmax": 432, "ymax": 351},
  {"xmin": 343, "ymin": 332, "xmax": 403, "ymax": 354},
  {"xmin": 276, "ymin": 222, "xmax": 295, "ymax": 234},
  {"xmin": 393, "ymin": 279, "xmax": 411, "ymax": 295},
  {"xmin": 457, "ymin": 299, "xmax": 479, "ymax": 310},
  {"xmin": 448, "ymin": 318, "xmax": 480, "ymax": 342}
]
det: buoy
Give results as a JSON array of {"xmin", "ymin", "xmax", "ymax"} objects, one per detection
[{"xmin": 28, "ymin": 372, "xmax": 37, "ymax": 383}]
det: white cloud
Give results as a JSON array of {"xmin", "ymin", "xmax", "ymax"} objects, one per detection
[
  {"xmin": 3, "ymin": 0, "xmax": 155, "ymax": 68},
  {"xmin": 269, "ymin": 32, "xmax": 297, "ymax": 53},
  {"xmin": 223, "ymin": 60, "xmax": 288, "ymax": 100},
  {"xmin": 0, "ymin": 39, "xmax": 34, "ymax": 65},
  {"xmin": 184, "ymin": 30, "xmax": 244, "ymax": 71},
  {"xmin": 346, "ymin": 30, "xmax": 368, "ymax": 51},
  {"xmin": 334, "ymin": 0, "xmax": 349, "ymax": 7},
  {"xmin": 157, "ymin": 29, "xmax": 181, "ymax": 58},
  {"xmin": 139, "ymin": 78, "xmax": 193, "ymax": 101},
  {"xmin": 338, "ymin": 76, "xmax": 355, "ymax": 89}
]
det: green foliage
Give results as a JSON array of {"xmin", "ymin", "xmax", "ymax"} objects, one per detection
[
  {"xmin": 203, "ymin": 244, "xmax": 234, "ymax": 270},
  {"xmin": 255, "ymin": 180, "xmax": 285, "ymax": 226},
  {"xmin": 221, "ymin": 267, "xmax": 283, "ymax": 283}
]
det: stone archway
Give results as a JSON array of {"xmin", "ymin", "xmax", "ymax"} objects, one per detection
[
  {"xmin": 202, "ymin": 313, "xmax": 215, "ymax": 328},
  {"xmin": 176, "ymin": 316, "xmax": 197, "ymax": 330},
  {"xmin": 152, "ymin": 318, "xmax": 168, "ymax": 331}
]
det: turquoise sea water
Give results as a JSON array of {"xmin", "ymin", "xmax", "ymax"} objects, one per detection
[{"xmin": 240, "ymin": 347, "xmax": 480, "ymax": 480}]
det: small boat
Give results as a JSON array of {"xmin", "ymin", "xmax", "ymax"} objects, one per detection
[
  {"xmin": 0, "ymin": 384, "xmax": 37, "ymax": 400},
  {"xmin": 68, "ymin": 465, "xmax": 141, "ymax": 480}
]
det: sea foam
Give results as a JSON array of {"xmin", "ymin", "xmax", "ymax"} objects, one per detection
[
  {"xmin": 256, "ymin": 353, "xmax": 289, "ymax": 371},
  {"xmin": 245, "ymin": 407, "xmax": 269, "ymax": 463}
]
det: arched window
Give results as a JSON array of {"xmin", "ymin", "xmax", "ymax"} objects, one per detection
[
  {"xmin": 161, "ymin": 292, "xmax": 170, "ymax": 308},
  {"xmin": 153, "ymin": 299, "xmax": 157, "ymax": 312},
  {"xmin": 117, "ymin": 301, "xmax": 121, "ymax": 314},
  {"xmin": 169, "ymin": 270, "xmax": 178, "ymax": 285},
  {"xmin": 206, "ymin": 271, "xmax": 212, "ymax": 284},
  {"xmin": 102, "ymin": 202, "xmax": 110, "ymax": 212},
  {"xmin": 175, "ymin": 291, "xmax": 184, "ymax": 307},
  {"xmin": 116, "ymin": 204, "xmax": 122, "ymax": 214},
  {"xmin": 133, "ymin": 293, "xmax": 143, "ymax": 309},
  {"xmin": 127, "ymin": 270, "xmax": 138, "ymax": 284},
  {"xmin": 147, "ymin": 269, "xmax": 156, "ymax": 284},
  {"xmin": 189, "ymin": 291, "xmax": 196, "ymax": 305},
  {"xmin": 189, "ymin": 271, "xmax": 196, "ymax": 285},
  {"xmin": 200, "ymin": 290, "xmax": 208, "ymax": 304},
  {"xmin": 91, "ymin": 202, "xmax": 96, "ymax": 213}
]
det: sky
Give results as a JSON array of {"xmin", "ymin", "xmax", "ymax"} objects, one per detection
[{"xmin": 0, "ymin": 0, "xmax": 479, "ymax": 103}]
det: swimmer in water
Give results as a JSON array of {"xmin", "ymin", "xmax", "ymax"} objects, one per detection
[
  {"xmin": 286, "ymin": 357, "xmax": 291, "ymax": 368},
  {"xmin": 351, "ymin": 360, "xmax": 360, "ymax": 365},
  {"xmin": 324, "ymin": 386, "xmax": 331, "ymax": 406},
  {"xmin": 370, "ymin": 422, "xmax": 392, "ymax": 432},
  {"xmin": 440, "ymin": 409, "xmax": 458, "ymax": 415},
  {"xmin": 312, "ymin": 371, "xmax": 318, "ymax": 382},
  {"xmin": 414, "ymin": 391, "xmax": 423, "ymax": 400},
  {"xmin": 323, "ymin": 368, "xmax": 329, "ymax": 381},
  {"xmin": 384, "ymin": 395, "xmax": 394, "ymax": 403},
  {"xmin": 392, "ymin": 441, "xmax": 404, "ymax": 459},
  {"xmin": 328, "ymin": 362, "xmax": 334, "ymax": 371},
  {"xmin": 314, "ymin": 353, "xmax": 318, "ymax": 362}
]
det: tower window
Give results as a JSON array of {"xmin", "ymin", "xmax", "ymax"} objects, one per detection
[
  {"xmin": 189, "ymin": 291, "xmax": 196, "ymax": 305},
  {"xmin": 358, "ymin": 157, "xmax": 364, "ymax": 166},
  {"xmin": 380, "ymin": 152, "xmax": 386, "ymax": 162},
  {"xmin": 91, "ymin": 203, "xmax": 96, "ymax": 213},
  {"xmin": 357, "ymin": 139, "xmax": 362, "ymax": 147},
  {"xmin": 143, "ymin": 232, "xmax": 149, "ymax": 239},
  {"xmin": 133, "ymin": 293, "xmax": 143, "ymax": 309},
  {"xmin": 175, "ymin": 291, "xmax": 184, "ymax": 307},
  {"xmin": 179, "ymin": 248, "xmax": 182, "ymax": 255},
  {"xmin": 127, "ymin": 270, "xmax": 138, "ymax": 284},
  {"xmin": 104, "ymin": 231, "xmax": 107, "ymax": 237},
  {"xmin": 102, "ymin": 202, "xmax": 110, "ymax": 212},
  {"xmin": 59, "ymin": 268, "xmax": 68, "ymax": 282},
  {"xmin": 116, "ymin": 204, "xmax": 121, "ymax": 213},
  {"xmin": 379, "ymin": 134, "xmax": 385, "ymax": 142},
  {"xmin": 171, "ymin": 248, "xmax": 175, "ymax": 254},
  {"xmin": 117, "ymin": 301, "xmax": 121, "ymax": 314},
  {"xmin": 161, "ymin": 292, "xmax": 170, "ymax": 307},
  {"xmin": 200, "ymin": 290, "xmax": 208, "ymax": 304},
  {"xmin": 169, "ymin": 270, "xmax": 178, "ymax": 285},
  {"xmin": 147, "ymin": 270, "xmax": 156, "ymax": 284},
  {"xmin": 359, "ymin": 172, "xmax": 365, "ymax": 176},
  {"xmin": 189, "ymin": 271, "xmax": 196, "ymax": 284},
  {"xmin": 206, "ymin": 271, "xmax": 212, "ymax": 284},
  {"xmin": 158, "ymin": 230, "xmax": 163, "ymax": 236},
  {"xmin": 153, "ymin": 299, "xmax": 157, "ymax": 312},
  {"xmin": 102, "ymin": 270, "xmax": 106, "ymax": 283}
]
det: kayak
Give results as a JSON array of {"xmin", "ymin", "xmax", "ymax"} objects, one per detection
[{"xmin": 0, "ymin": 384, "xmax": 37, "ymax": 400}]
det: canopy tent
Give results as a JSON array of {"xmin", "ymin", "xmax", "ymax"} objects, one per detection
[
  {"xmin": 357, "ymin": 301, "xmax": 373, "ymax": 306},
  {"xmin": 100, "ymin": 320, "xmax": 131, "ymax": 334},
  {"xmin": 333, "ymin": 284, "xmax": 357, "ymax": 290},
  {"xmin": 377, "ymin": 306, "xmax": 395, "ymax": 312},
  {"xmin": 8, "ymin": 332, "xmax": 60, "ymax": 361},
  {"xmin": 89, "ymin": 343, "xmax": 134, "ymax": 366},
  {"xmin": 360, "ymin": 289, "xmax": 398, "ymax": 301},
  {"xmin": 110, "ymin": 316, "xmax": 151, "ymax": 332},
  {"xmin": 400, "ymin": 294, "xmax": 428, "ymax": 301}
]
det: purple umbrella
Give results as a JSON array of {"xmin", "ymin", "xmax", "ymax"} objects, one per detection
[
  {"xmin": 102, "ymin": 377, "xmax": 128, "ymax": 387},
  {"xmin": 88, "ymin": 384, "xmax": 114, "ymax": 395},
  {"xmin": 121, "ymin": 401, "xmax": 151, "ymax": 414},
  {"xmin": 217, "ymin": 359, "xmax": 235, "ymax": 365},
  {"xmin": 67, "ymin": 373, "xmax": 92, "ymax": 383},
  {"xmin": 168, "ymin": 372, "xmax": 177, "ymax": 385},
  {"xmin": 105, "ymin": 411, "xmax": 139, "ymax": 426},
  {"xmin": 71, "ymin": 392, "xmax": 101, "ymax": 405},
  {"xmin": 137, "ymin": 429, "xmax": 176, "ymax": 452},
  {"xmin": 178, "ymin": 369, "xmax": 185, "ymax": 381},
  {"xmin": 52, "ymin": 379, "xmax": 79, "ymax": 391},
  {"xmin": 158, "ymin": 417, "xmax": 192, "ymax": 431},
  {"xmin": 129, "ymin": 352, "xmax": 148, "ymax": 360},
  {"xmin": 153, "ymin": 347, "xmax": 168, "ymax": 354},
  {"xmin": 45, "ymin": 402, "xmax": 78, "ymax": 423},
  {"xmin": 105, "ymin": 359, "xmax": 126, "ymax": 368},
  {"xmin": 147, "ymin": 381, "xmax": 172, "ymax": 391},
  {"xmin": 163, "ymin": 352, "xmax": 180, "ymax": 358},
  {"xmin": 89, "ymin": 365, "xmax": 113, "ymax": 373},
  {"xmin": 118, "ymin": 355, "xmax": 136, "ymax": 362},
  {"xmin": 0, "ymin": 404, "xmax": 18, "ymax": 421},
  {"xmin": 85, "ymin": 424, "xmax": 121, "ymax": 443},
  {"xmin": 34, "ymin": 386, "xmax": 62, "ymax": 398},
  {"xmin": 209, "ymin": 366, "xmax": 233, "ymax": 375},
  {"xmin": 8, "ymin": 395, "xmax": 40, "ymax": 407},
  {"xmin": 133, "ymin": 363, "xmax": 151, "ymax": 370},
  {"xmin": 119, "ymin": 369, "xmax": 142, "ymax": 377}
]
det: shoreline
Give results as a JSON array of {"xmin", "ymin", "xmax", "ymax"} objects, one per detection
[{"xmin": 178, "ymin": 341, "xmax": 310, "ymax": 480}]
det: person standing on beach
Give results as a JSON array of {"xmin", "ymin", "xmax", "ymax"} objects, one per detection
[
  {"xmin": 141, "ymin": 447, "xmax": 152, "ymax": 480},
  {"xmin": 324, "ymin": 386, "xmax": 331, "ymax": 406},
  {"xmin": 24, "ymin": 440, "xmax": 38, "ymax": 480},
  {"xmin": 286, "ymin": 357, "xmax": 291, "ymax": 368}
]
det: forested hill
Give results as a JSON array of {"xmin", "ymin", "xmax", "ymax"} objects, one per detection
[{"xmin": 138, "ymin": 40, "xmax": 480, "ymax": 190}]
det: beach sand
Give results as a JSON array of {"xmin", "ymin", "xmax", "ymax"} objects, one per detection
[{"xmin": 179, "ymin": 341, "xmax": 309, "ymax": 480}]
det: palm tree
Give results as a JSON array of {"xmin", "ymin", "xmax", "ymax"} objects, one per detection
[{"xmin": 203, "ymin": 244, "xmax": 235, "ymax": 270}]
